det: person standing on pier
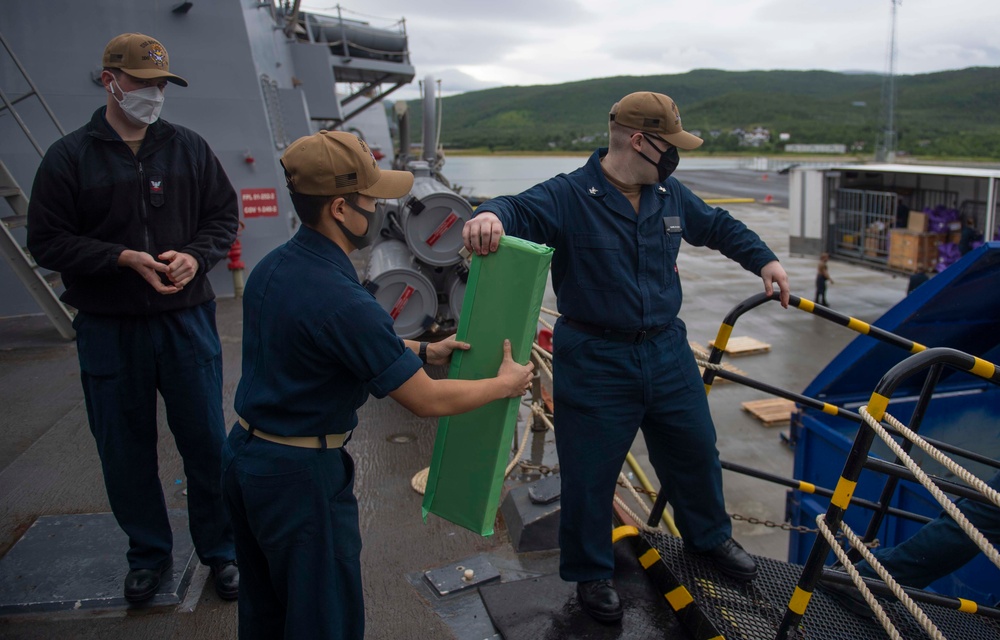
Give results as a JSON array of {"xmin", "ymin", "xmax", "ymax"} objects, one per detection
[
  {"xmin": 463, "ymin": 91, "xmax": 790, "ymax": 624},
  {"xmin": 26, "ymin": 33, "xmax": 240, "ymax": 603},
  {"xmin": 222, "ymin": 130, "xmax": 534, "ymax": 639},
  {"xmin": 815, "ymin": 252, "xmax": 834, "ymax": 306}
]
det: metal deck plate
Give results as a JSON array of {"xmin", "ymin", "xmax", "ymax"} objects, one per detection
[
  {"xmin": 0, "ymin": 511, "xmax": 197, "ymax": 615},
  {"xmin": 423, "ymin": 555, "xmax": 501, "ymax": 596},
  {"xmin": 644, "ymin": 530, "xmax": 1000, "ymax": 640}
]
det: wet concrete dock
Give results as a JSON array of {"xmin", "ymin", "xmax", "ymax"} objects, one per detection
[{"xmin": 0, "ymin": 174, "xmax": 911, "ymax": 639}]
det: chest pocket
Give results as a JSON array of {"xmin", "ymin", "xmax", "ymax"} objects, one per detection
[
  {"xmin": 572, "ymin": 233, "xmax": 619, "ymax": 292},
  {"xmin": 662, "ymin": 217, "xmax": 682, "ymax": 289}
]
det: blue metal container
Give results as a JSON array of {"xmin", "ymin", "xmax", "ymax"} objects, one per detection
[{"xmin": 789, "ymin": 242, "xmax": 1000, "ymax": 603}]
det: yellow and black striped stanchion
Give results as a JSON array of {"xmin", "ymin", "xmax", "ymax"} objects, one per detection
[
  {"xmin": 701, "ymin": 291, "xmax": 926, "ymax": 396},
  {"xmin": 614, "ymin": 526, "xmax": 725, "ymax": 640}
]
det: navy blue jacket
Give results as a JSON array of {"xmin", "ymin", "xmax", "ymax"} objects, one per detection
[
  {"xmin": 235, "ymin": 226, "xmax": 423, "ymax": 437},
  {"xmin": 27, "ymin": 107, "xmax": 238, "ymax": 315},
  {"xmin": 477, "ymin": 149, "xmax": 777, "ymax": 330}
]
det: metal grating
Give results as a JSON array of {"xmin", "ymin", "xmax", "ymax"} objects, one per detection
[{"xmin": 643, "ymin": 530, "xmax": 1000, "ymax": 640}]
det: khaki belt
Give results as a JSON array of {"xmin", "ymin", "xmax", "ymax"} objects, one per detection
[{"xmin": 238, "ymin": 417, "xmax": 349, "ymax": 449}]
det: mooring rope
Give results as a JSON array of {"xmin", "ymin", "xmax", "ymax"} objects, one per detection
[
  {"xmin": 817, "ymin": 513, "xmax": 944, "ymax": 640},
  {"xmin": 806, "ymin": 404, "xmax": 1000, "ymax": 639},
  {"xmin": 861, "ymin": 406, "xmax": 1000, "ymax": 569}
]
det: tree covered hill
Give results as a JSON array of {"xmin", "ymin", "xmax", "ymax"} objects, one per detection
[{"xmin": 400, "ymin": 67, "xmax": 1000, "ymax": 158}]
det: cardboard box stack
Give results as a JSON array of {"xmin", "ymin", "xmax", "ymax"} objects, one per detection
[{"xmin": 889, "ymin": 228, "xmax": 944, "ymax": 272}]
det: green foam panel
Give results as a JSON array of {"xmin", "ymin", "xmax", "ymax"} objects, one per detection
[{"xmin": 422, "ymin": 235, "xmax": 553, "ymax": 535}]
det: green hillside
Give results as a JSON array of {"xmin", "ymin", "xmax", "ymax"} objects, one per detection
[{"xmin": 399, "ymin": 68, "xmax": 1000, "ymax": 159}]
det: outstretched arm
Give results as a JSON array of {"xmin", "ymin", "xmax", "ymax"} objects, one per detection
[{"xmin": 390, "ymin": 339, "xmax": 533, "ymax": 417}]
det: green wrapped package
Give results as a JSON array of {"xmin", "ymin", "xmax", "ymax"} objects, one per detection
[{"xmin": 421, "ymin": 235, "xmax": 553, "ymax": 535}]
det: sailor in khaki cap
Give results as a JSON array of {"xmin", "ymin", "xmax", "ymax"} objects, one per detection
[
  {"xmin": 222, "ymin": 130, "xmax": 534, "ymax": 639},
  {"xmin": 464, "ymin": 91, "xmax": 791, "ymax": 623},
  {"xmin": 27, "ymin": 32, "xmax": 240, "ymax": 604}
]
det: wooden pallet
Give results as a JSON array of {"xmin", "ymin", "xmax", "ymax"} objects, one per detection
[
  {"xmin": 708, "ymin": 335, "xmax": 771, "ymax": 356},
  {"xmin": 741, "ymin": 398, "xmax": 796, "ymax": 427}
]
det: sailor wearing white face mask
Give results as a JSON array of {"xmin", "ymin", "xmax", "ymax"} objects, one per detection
[
  {"xmin": 107, "ymin": 75, "xmax": 167, "ymax": 127},
  {"xmin": 26, "ymin": 32, "xmax": 240, "ymax": 605}
]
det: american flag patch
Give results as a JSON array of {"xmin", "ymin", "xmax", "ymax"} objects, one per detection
[{"xmin": 335, "ymin": 172, "xmax": 358, "ymax": 188}]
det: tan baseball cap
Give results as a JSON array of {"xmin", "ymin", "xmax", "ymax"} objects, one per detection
[
  {"xmin": 610, "ymin": 92, "xmax": 703, "ymax": 150},
  {"xmin": 281, "ymin": 131, "xmax": 414, "ymax": 198},
  {"xmin": 102, "ymin": 33, "xmax": 188, "ymax": 87}
]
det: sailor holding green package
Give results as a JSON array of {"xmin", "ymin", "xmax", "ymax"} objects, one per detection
[
  {"xmin": 463, "ymin": 91, "xmax": 791, "ymax": 624},
  {"xmin": 222, "ymin": 130, "xmax": 534, "ymax": 640}
]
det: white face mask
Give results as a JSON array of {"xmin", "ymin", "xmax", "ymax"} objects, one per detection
[{"xmin": 109, "ymin": 78, "xmax": 165, "ymax": 126}]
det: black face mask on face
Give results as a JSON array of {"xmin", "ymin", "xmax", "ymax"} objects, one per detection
[
  {"xmin": 637, "ymin": 134, "xmax": 680, "ymax": 182},
  {"xmin": 336, "ymin": 198, "xmax": 383, "ymax": 249}
]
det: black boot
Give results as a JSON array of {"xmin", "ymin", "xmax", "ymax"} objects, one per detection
[
  {"xmin": 212, "ymin": 560, "xmax": 240, "ymax": 601},
  {"xmin": 123, "ymin": 558, "xmax": 172, "ymax": 603},
  {"xmin": 695, "ymin": 538, "xmax": 758, "ymax": 582},
  {"xmin": 576, "ymin": 579, "xmax": 623, "ymax": 623}
]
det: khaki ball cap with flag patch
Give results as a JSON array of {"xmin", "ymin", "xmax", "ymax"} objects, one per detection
[
  {"xmin": 102, "ymin": 33, "xmax": 188, "ymax": 87},
  {"xmin": 610, "ymin": 92, "xmax": 703, "ymax": 150},
  {"xmin": 281, "ymin": 131, "xmax": 414, "ymax": 199}
]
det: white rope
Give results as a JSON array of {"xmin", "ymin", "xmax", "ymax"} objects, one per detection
[
  {"xmin": 531, "ymin": 344, "xmax": 553, "ymax": 380},
  {"xmin": 817, "ymin": 513, "xmax": 946, "ymax": 640},
  {"xmin": 505, "ymin": 403, "xmax": 555, "ymax": 478},
  {"xmin": 883, "ymin": 411, "xmax": 1000, "ymax": 511},
  {"xmin": 537, "ymin": 316, "xmax": 554, "ymax": 331},
  {"xmin": 540, "ymin": 306, "xmax": 560, "ymax": 318},
  {"xmin": 504, "ymin": 403, "xmax": 538, "ymax": 478},
  {"xmin": 816, "ymin": 515, "xmax": 904, "ymax": 639},
  {"xmin": 861, "ymin": 406, "xmax": 1000, "ymax": 570},
  {"xmin": 614, "ymin": 492, "xmax": 662, "ymax": 535}
]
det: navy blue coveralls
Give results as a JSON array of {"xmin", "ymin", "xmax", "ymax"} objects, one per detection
[
  {"xmin": 222, "ymin": 225, "xmax": 423, "ymax": 640},
  {"xmin": 478, "ymin": 148, "xmax": 778, "ymax": 582}
]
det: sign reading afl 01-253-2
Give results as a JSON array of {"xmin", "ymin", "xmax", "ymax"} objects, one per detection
[{"xmin": 241, "ymin": 188, "xmax": 279, "ymax": 218}]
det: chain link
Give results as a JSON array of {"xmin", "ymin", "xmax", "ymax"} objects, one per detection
[
  {"xmin": 612, "ymin": 479, "xmax": 877, "ymax": 540},
  {"xmin": 730, "ymin": 512, "xmax": 830, "ymax": 536},
  {"xmin": 616, "ymin": 478, "xmax": 657, "ymax": 497}
]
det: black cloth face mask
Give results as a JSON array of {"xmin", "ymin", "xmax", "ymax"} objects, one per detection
[
  {"xmin": 337, "ymin": 198, "xmax": 384, "ymax": 249},
  {"xmin": 637, "ymin": 133, "xmax": 680, "ymax": 182}
]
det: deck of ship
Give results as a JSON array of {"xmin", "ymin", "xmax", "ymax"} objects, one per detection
[{"xmin": 0, "ymin": 190, "xmax": 926, "ymax": 639}]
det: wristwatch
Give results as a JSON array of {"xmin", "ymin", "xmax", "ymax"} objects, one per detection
[{"xmin": 419, "ymin": 341, "xmax": 429, "ymax": 364}]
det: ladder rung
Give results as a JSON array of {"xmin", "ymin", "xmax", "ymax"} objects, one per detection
[
  {"xmin": 43, "ymin": 271, "xmax": 63, "ymax": 288},
  {"xmin": 0, "ymin": 186, "xmax": 22, "ymax": 198},
  {"xmin": 2, "ymin": 214, "xmax": 27, "ymax": 229}
]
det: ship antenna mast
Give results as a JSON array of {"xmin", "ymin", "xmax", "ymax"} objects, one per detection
[{"xmin": 876, "ymin": 0, "xmax": 900, "ymax": 162}]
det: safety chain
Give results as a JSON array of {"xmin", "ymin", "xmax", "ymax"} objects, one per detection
[
  {"xmin": 616, "ymin": 478, "xmax": 657, "ymax": 497},
  {"xmin": 730, "ymin": 512, "xmax": 838, "ymax": 537}
]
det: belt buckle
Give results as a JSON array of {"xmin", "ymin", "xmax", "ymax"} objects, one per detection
[{"xmin": 633, "ymin": 330, "xmax": 646, "ymax": 345}]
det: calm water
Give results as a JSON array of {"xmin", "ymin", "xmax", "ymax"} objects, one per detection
[{"xmin": 441, "ymin": 154, "xmax": 742, "ymax": 199}]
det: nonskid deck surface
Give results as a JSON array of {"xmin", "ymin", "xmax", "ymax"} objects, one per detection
[{"xmin": 645, "ymin": 530, "xmax": 1000, "ymax": 640}]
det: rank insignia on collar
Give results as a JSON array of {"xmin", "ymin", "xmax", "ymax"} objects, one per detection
[
  {"xmin": 657, "ymin": 185, "xmax": 667, "ymax": 193},
  {"xmin": 588, "ymin": 187, "xmax": 598, "ymax": 195}
]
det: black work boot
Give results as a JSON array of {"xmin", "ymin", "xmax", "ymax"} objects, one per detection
[
  {"xmin": 212, "ymin": 560, "xmax": 239, "ymax": 601},
  {"xmin": 576, "ymin": 579, "xmax": 623, "ymax": 623},
  {"xmin": 695, "ymin": 537, "xmax": 758, "ymax": 582},
  {"xmin": 124, "ymin": 558, "xmax": 173, "ymax": 603}
]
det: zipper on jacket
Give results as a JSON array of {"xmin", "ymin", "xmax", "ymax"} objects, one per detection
[{"xmin": 138, "ymin": 159, "xmax": 153, "ymax": 311}]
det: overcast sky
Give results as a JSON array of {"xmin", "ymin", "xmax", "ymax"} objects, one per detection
[{"xmin": 302, "ymin": 0, "xmax": 1000, "ymax": 100}]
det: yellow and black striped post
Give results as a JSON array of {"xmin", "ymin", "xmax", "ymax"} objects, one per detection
[{"xmin": 613, "ymin": 526, "xmax": 725, "ymax": 640}]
